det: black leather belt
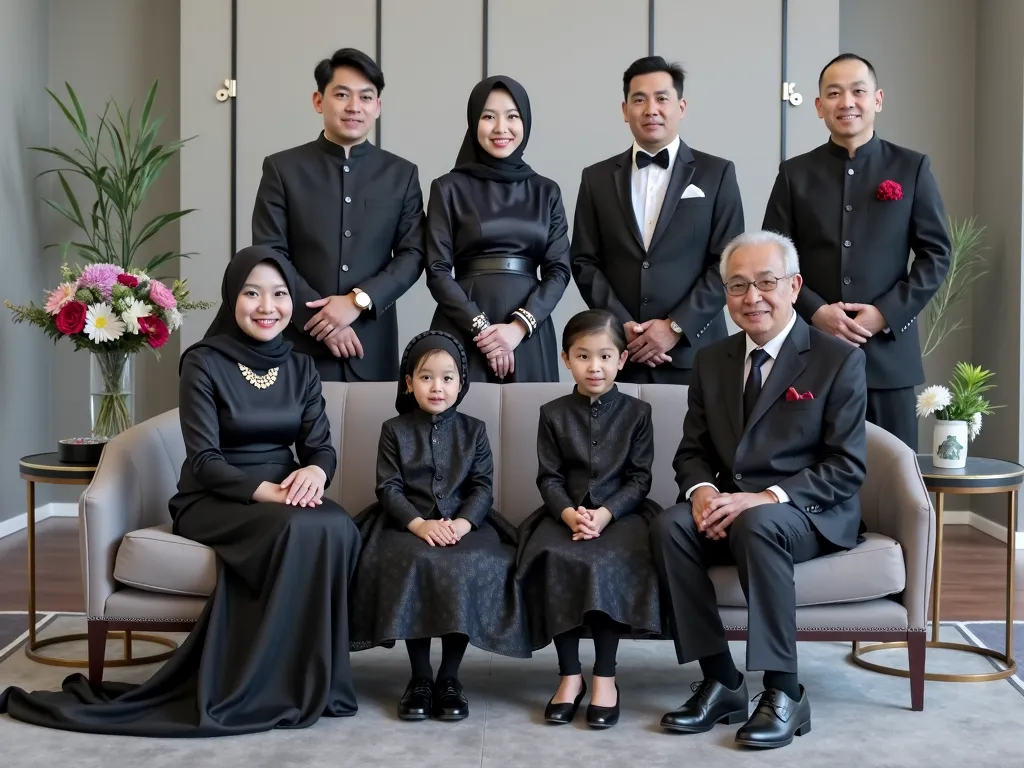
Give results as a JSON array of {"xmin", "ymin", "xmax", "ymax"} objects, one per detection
[{"xmin": 455, "ymin": 255, "xmax": 536, "ymax": 279}]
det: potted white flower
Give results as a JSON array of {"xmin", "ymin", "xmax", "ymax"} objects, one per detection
[{"xmin": 916, "ymin": 362, "xmax": 997, "ymax": 469}]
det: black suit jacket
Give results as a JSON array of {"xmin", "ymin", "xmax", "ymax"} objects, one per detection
[
  {"xmin": 674, "ymin": 315, "xmax": 868, "ymax": 549},
  {"xmin": 762, "ymin": 134, "xmax": 951, "ymax": 389},
  {"xmin": 252, "ymin": 133, "xmax": 425, "ymax": 381},
  {"xmin": 570, "ymin": 140, "xmax": 745, "ymax": 373}
]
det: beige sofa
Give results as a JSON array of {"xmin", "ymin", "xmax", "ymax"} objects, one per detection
[{"xmin": 80, "ymin": 382, "xmax": 934, "ymax": 708}]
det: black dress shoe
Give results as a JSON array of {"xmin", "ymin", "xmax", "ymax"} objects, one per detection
[
  {"xmin": 544, "ymin": 677, "xmax": 587, "ymax": 724},
  {"xmin": 734, "ymin": 686, "xmax": 811, "ymax": 749},
  {"xmin": 433, "ymin": 677, "xmax": 469, "ymax": 721},
  {"xmin": 660, "ymin": 675, "xmax": 749, "ymax": 733},
  {"xmin": 398, "ymin": 677, "xmax": 433, "ymax": 721},
  {"xmin": 586, "ymin": 683, "xmax": 620, "ymax": 729}
]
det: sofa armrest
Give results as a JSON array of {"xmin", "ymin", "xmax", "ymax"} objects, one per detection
[{"xmin": 860, "ymin": 423, "xmax": 935, "ymax": 629}]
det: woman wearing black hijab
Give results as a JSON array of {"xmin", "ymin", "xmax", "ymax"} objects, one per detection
[
  {"xmin": 425, "ymin": 75, "xmax": 572, "ymax": 382},
  {"xmin": 0, "ymin": 246, "xmax": 362, "ymax": 737}
]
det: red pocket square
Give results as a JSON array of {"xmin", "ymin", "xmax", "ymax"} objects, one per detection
[{"xmin": 785, "ymin": 387, "xmax": 814, "ymax": 401}]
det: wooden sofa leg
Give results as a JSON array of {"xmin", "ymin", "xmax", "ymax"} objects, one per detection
[
  {"xmin": 87, "ymin": 620, "xmax": 108, "ymax": 686},
  {"xmin": 907, "ymin": 631, "xmax": 926, "ymax": 711}
]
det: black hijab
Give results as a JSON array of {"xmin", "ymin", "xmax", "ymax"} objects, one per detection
[
  {"xmin": 184, "ymin": 246, "xmax": 296, "ymax": 372},
  {"xmin": 396, "ymin": 330, "xmax": 470, "ymax": 415},
  {"xmin": 451, "ymin": 75, "xmax": 536, "ymax": 183}
]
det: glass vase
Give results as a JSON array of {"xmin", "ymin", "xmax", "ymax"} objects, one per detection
[{"xmin": 90, "ymin": 350, "xmax": 135, "ymax": 439}]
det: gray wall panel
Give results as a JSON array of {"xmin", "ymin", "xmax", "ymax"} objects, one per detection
[{"xmin": 786, "ymin": 0, "xmax": 839, "ymax": 160}]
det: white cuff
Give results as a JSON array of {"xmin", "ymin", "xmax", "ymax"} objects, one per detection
[
  {"xmin": 685, "ymin": 482, "xmax": 718, "ymax": 501},
  {"xmin": 767, "ymin": 485, "xmax": 790, "ymax": 504}
]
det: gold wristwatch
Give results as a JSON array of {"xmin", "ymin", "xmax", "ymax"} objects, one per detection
[{"xmin": 353, "ymin": 287, "xmax": 372, "ymax": 311}]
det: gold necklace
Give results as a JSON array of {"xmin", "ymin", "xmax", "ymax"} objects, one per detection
[{"xmin": 238, "ymin": 363, "xmax": 279, "ymax": 389}]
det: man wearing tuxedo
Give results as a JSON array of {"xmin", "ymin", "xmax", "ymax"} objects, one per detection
[
  {"xmin": 762, "ymin": 53, "xmax": 950, "ymax": 450},
  {"xmin": 570, "ymin": 56, "xmax": 745, "ymax": 385},
  {"xmin": 251, "ymin": 47, "xmax": 425, "ymax": 382},
  {"xmin": 650, "ymin": 230, "xmax": 867, "ymax": 749}
]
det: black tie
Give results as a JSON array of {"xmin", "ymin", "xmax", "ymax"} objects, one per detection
[
  {"xmin": 636, "ymin": 148, "xmax": 669, "ymax": 170},
  {"xmin": 743, "ymin": 348, "xmax": 771, "ymax": 424}
]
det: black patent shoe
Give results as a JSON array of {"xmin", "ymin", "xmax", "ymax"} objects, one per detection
[
  {"xmin": 586, "ymin": 682, "xmax": 620, "ymax": 729},
  {"xmin": 660, "ymin": 675, "xmax": 749, "ymax": 733},
  {"xmin": 398, "ymin": 677, "xmax": 433, "ymax": 721},
  {"xmin": 544, "ymin": 677, "xmax": 587, "ymax": 724},
  {"xmin": 433, "ymin": 677, "xmax": 469, "ymax": 721},
  {"xmin": 734, "ymin": 686, "xmax": 811, "ymax": 749}
]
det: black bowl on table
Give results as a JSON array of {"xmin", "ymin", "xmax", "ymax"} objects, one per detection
[{"xmin": 57, "ymin": 437, "xmax": 107, "ymax": 465}]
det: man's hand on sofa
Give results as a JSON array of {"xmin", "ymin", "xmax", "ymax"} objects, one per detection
[{"xmin": 701, "ymin": 491, "xmax": 776, "ymax": 538}]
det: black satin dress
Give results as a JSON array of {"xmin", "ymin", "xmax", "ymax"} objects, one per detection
[
  {"xmin": 0, "ymin": 347, "xmax": 362, "ymax": 737},
  {"xmin": 425, "ymin": 172, "xmax": 572, "ymax": 383},
  {"xmin": 349, "ymin": 408, "xmax": 531, "ymax": 658},
  {"xmin": 516, "ymin": 386, "xmax": 663, "ymax": 649}
]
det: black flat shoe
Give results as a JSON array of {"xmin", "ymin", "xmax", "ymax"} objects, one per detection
[
  {"xmin": 544, "ymin": 677, "xmax": 587, "ymax": 724},
  {"xmin": 734, "ymin": 686, "xmax": 811, "ymax": 749},
  {"xmin": 586, "ymin": 683, "xmax": 620, "ymax": 729},
  {"xmin": 433, "ymin": 677, "xmax": 469, "ymax": 721},
  {"xmin": 397, "ymin": 677, "xmax": 433, "ymax": 721},
  {"xmin": 660, "ymin": 675, "xmax": 749, "ymax": 733}
]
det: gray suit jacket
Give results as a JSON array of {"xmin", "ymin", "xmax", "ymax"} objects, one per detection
[{"xmin": 673, "ymin": 315, "xmax": 868, "ymax": 549}]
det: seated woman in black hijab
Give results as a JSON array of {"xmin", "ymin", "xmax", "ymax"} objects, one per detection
[
  {"xmin": 0, "ymin": 246, "xmax": 362, "ymax": 737},
  {"xmin": 425, "ymin": 75, "xmax": 572, "ymax": 383}
]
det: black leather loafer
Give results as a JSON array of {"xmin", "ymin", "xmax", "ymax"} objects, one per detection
[
  {"xmin": 544, "ymin": 677, "xmax": 587, "ymax": 724},
  {"xmin": 586, "ymin": 683, "xmax": 620, "ymax": 729},
  {"xmin": 734, "ymin": 686, "xmax": 811, "ymax": 749},
  {"xmin": 661, "ymin": 675, "xmax": 749, "ymax": 733},
  {"xmin": 397, "ymin": 677, "xmax": 433, "ymax": 721},
  {"xmin": 433, "ymin": 677, "xmax": 469, "ymax": 721}
]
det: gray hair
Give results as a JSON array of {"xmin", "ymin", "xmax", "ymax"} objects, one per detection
[{"xmin": 718, "ymin": 230, "xmax": 800, "ymax": 282}]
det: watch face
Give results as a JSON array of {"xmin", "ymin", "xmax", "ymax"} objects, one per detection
[{"xmin": 355, "ymin": 292, "xmax": 370, "ymax": 308}]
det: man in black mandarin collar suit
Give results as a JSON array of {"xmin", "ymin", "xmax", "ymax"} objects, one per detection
[
  {"xmin": 762, "ymin": 53, "xmax": 951, "ymax": 450},
  {"xmin": 251, "ymin": 48, "xmax": 425, "ymax": 382},
  {"xmin": 650, "ymin": 231, "xmax": 867, "ymax": 749},
  {"xmin": 570, "ymin": 56, "xmax": 744, "ymax": 385}
]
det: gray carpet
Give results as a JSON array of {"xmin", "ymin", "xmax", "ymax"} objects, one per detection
[{"xmin": 0, "ymin": 615, "xmax": 1021, "ymax": 767}]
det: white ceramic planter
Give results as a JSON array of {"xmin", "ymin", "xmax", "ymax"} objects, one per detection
[{"xmin": 933, "ymin": 419, "xmax": 969, "ymax": 468}]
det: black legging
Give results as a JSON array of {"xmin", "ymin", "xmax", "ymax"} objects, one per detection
[
  {"xmin": 405, "ymin": 634, "xmax": 470, "ymax": 681},
  {"xmin": 553, "ymin": 612, "xmax": 623, "ymax": 677}
]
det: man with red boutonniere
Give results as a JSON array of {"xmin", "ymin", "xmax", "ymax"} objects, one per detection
[{"xmin": 762, "ymin": 53, "xmax": 951, "ymax": 451}]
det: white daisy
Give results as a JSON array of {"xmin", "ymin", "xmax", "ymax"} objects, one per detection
[
  {"xmin": 916, "ymin": 385, "xmax": 952, "ymax": 417},
  {"xmin": 120, "ymin": 298, "xmax": 152, "ymax": 334},
  {"xmin": 84, "ymin": 303, "xmax": 126, "ymax": 343},
  {"xmin": 164, "ymin": 307, "xmax": 183, "ymax": 332},
  {"xmin": 968, "ymin": 412, "xmax": 982, "ymax": 440}
]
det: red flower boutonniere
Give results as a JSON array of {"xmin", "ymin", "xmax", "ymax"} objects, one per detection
[
  {"xmin": 785, "ymin": 387, "xmax": 814, "ymax": 401},
  {"xmin": 876, "ymin": 180, "xmax": 903, "ymax": 201}
]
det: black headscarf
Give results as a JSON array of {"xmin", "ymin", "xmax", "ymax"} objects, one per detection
[
  {"xmin": 451, "ymin": 75, "xmax": 536, "ymax": 183},
  {"xmin": 396, "ymin": 330, "xmax": 470, "ymax": 415},
  {"xmin": 183, "ymin": 245, "xmax": 296, "ymax": 372}
]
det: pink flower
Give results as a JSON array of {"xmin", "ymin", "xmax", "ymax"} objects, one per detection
[
  {"xmin": 138, "ymin": 315, "xmax": 169, "ymax": 348},
  {"xmin": 76, "ymin": 264, "xmax": 124, "ymax": 300},
  {"xmin": 44, "ymin": 282, "xmax": 76, "ymax": 315},
  {"xmin": 147, "ymin": 279, "xmax": 177, "ymax": 310},
  {"xmin": 876, "ymin": 180, "xmax": 903, "ymax": 201}
]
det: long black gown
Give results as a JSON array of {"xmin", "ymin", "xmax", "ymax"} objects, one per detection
[
  {"xmin": 516, "ymin": 386, "xmax": 663, "ymax": 649},
  {"xmin": 349, "ymin": 407, "xmax": 531, "ymax": 658},
  {"xmin": 0, "ymin": 346, "xmax": 362, "ymax": 737},
  {"xmin": 425, "ymin": 172, "xmax": 572, "ymax": 383}
]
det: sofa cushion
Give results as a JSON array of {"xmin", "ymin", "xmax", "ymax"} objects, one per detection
[
  {"xmin": 113, "ymin": 524, "xmax": 216, "ymax": 597},
  {"xmin": 709, "ymin": 533, "xmax": 905, "ymax": 607}
]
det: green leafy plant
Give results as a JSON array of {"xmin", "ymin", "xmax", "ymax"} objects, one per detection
[
  {"xmin": 915, "ymin": 362, "xmax": 999, "ymax": 441},
  {"xmin": 921, "ymin": 216, "xmax": 989, "ymax": 357},
  {"xmin": 31, "ymin": 80, "xmax": 196, "ymax": 273}
]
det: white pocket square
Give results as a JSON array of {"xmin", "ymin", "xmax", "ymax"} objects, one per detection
[{"xmin": 681, "ymin": 184, "xmax": 705, "ymax": 199}]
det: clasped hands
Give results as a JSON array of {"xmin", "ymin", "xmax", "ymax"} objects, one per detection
[
  {"xmin": 625, "ymin": 319, "xmax": 679, "ymax": 367},
  {"xmin": 561, "ymin": 505, "xmax": 613, "ymax": 541},
  {"xmin": 253, "ymin": 465, "xmax": 327, "ymax": 507},
  {"xmin": 473, "ymin": 320, "xmax": 528, "ymax": 379},
  {"xmin": 304, "ymin": 294, "xmax": 365, "ymax": 359},
  {"xmin": 408, "ymin": 517, "xmax": 473, "ymax": 547},
  {"xmin": 690, "ymin": 486, "xmax": 776, "ymax": 540},
  {"xmin": 811, "ymin": 302, "xmax": 886, "ymax": 346}
]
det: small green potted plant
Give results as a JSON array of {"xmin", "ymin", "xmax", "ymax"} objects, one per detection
[{"xmin": 915, "ymin": 362, "xmax": 997, "ymax": 468}]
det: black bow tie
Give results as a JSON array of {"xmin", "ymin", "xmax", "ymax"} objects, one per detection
[{"xmin": 636, "ymin": 148, "xmax": 669, "ymax": 170}]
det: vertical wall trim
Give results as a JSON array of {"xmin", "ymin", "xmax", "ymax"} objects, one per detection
[
  {"xmin": 779, "ymin": 0, "xmax": 788, "ymax": 162},
  {"xmin": 375, "ymin": 0, "xmax": 383, "ymax": 146},
  {"xmin": 648, "ymin": 0, "xmax": 655, "ymax": 56},
  {"xmin": 482, "ymin": 0, "xmax": 489, "ymax": 77},
  {"xmin": 230, "ymin": 0, "xmax": 238, "ymax": 257}
]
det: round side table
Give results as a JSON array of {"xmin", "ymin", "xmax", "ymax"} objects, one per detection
[
  {"xmin": 853, "ymin": 455, "xmax": 1021, "ymax": 682},
  {"xmin": 19, "ymin": 452, "xmax": 177, "ymax": 668}
]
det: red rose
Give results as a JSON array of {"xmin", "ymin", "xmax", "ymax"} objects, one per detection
[
  {"xmin": 877, "ymin": 180, "xmax": 903, "ymax": 201},
  {"xmin": 138, "ymin": 315, "xmax": 169, "ymax": 348},
  {"xmin": 117, "ymin": 273, "xmax": 139, "ymax": 288},
  {"xmin": 55, "ymin": 300, "xmax": 87, "ymax": 334}
]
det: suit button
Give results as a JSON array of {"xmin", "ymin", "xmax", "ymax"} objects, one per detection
[
  {"xmin": 845, "ymin": 204, "xmax": 852, "ymax": 211},
  {"xmin": 344, "ymin": 230, "xmax": 352, "ymax": 237},
  {"xmin": 642, "ymin": 261, "xmax": 650, "ymax": 269},
  {"xmin": 643, "ymin": 297, "xmax": 649, "ymax": 304},
  {"xmin": 343, "ymin": 166, "xmax": 350, "ymax": 173},
  {"xmin": 592, "ymin": 471, "xmax": 598, "ymax": 478},
  {"xmin": 843, "ymin": 240, "xmax": 851, "ymax": 247},
  {"xmin": 592, "ymin": 440, "xmax": 598, "ymax": 445},
  {"xmin": 341, "ymin": 264, "xmax": 349, "ymax": 272},
  {"xmin": 436, "ymin": 492, "xmax": 443, "ymax": 499},
  {"xmin": 843, "ymin": 276, "xmax": 851, "ymax": 285},
  {"xmin": 435, "ymin": 474, "xmax": 442, "ymax": 481},
  {"xmin": 345, "ymin": 196, "xmax": 352, "ymax": 203},
  {"xmin": 735, "ymin": 473, "xmax": 742, "ymax": 480},
  {"xmin": 847, "ymin": 169, "xmax": 854, "ymax": 175}
]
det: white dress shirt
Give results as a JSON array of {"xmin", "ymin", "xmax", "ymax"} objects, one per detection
[
  {"xmin": 631, "ymin": 137, "xmax": 681, "ymax": 250},
  {"xmin": 685, "ymin": 311, "xmax": 799, "ymax": 505}
]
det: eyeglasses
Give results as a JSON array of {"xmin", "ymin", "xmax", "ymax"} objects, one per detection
[{"xmin": 724, "ymin": 274, "xmax": 797, "ymax": 296}]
